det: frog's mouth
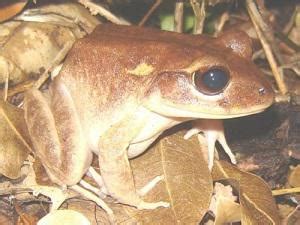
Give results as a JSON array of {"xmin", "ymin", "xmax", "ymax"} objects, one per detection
[{"xmin": 146, "ymin": 102, "xmax": 269, "ymax": 119}]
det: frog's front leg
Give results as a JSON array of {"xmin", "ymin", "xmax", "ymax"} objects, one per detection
[
  {"xmin": 184, "ymin": 119, "xmax": 236, "ymax": 169},
  {"xmin": 98, "ymin": 111, "xmax": 169, "ymax": 209}
]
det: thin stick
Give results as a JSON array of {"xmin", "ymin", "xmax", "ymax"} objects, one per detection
[
  {"xmin": 190, "ymin": 0, "xmax": 206, "ymax": 34},
  {"xmin": 272, "ymin": 187, "xmax": 300, "ymax": 196},
  {"xmin": 246, "ymin": 0, "xmax": 287, "ymax": 94},
  {"xmin": 78, "ymin": 0, "xmax": 130, "ymax": 25},
  {"xmin": 283, "ymin": 5, "xmax": 299, "ymax": 34},
  {"xmin": 174, "ymin": 1, "xmax": 184, "ymax": 32},
  {"xmin": 138, "ymin": 0, "xmax": 162, "ymax": 26},
  {"xmin": 214, "ymin": 12, "xmax": 229, "ymax": 36},
  {"xmin": 254, "ymin": 0, "xmax": 283, "ymax": 64}
]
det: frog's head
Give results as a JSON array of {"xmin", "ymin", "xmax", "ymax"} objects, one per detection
[{"xmin": 144, "ymin": 31, "xmax": 274, "ymax": 119}]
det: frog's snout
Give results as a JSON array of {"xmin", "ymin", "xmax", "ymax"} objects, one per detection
[{"xmin": 256, "ymin": 80, "xmax": 274, "ymax": 107}]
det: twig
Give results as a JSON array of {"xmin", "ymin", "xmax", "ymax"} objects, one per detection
[
  {"xmin": 138, "ymin": 0, "xmax": 162, "ymax": 26},
  {"xmin": 190, "ymin": 0, "xmax": 206, "ymax": 34},
  {"xmin": 272, "ymin": 187, "xmax": 300, "ymax": 196},
  {"xmin": 214, "ymin": 12, "xmax": 229, "ymax": 36},
  {"xmin": 254, "ymin": 0, "xmax": 284, "ymax": 64},
  {"xmin": 283, "ymin": 5, "xmax": 299, "ymax": 35},
  {"xmin": 33, "ymin": 40, "xmax": 73, "ymax": 89},
  {"xmin": 78, "ymin": 0, "xmax": 130, "ymax": 25},
  {"xmin": 174, "ymin": 1, "xmax": 184, "ymax": 32},
  {"xmin": 246, "ymin": 0, "xmax": 287, "ymax": 94}
]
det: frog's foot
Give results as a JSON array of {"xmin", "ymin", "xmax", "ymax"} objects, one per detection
[
  {"xmin": 79, "ymin": 180, "xmax": 107, "ymax": 199},
  {"xmin": 137, "ymin": 175, "xmax": 164, "ymax": 196},
  {"xmin": 71, "ymin": 184, "xmax": 115, "ymax": 224},
  {"xmin": 184, "ymin": 119, "xmax": 237, "ymax": 170},
  {"xmin": 136, "ymin": 200, "xmax": 170, "ymax": 210},
  {"xmin": 87, "ymin": 167, "xmax": 109, "ymax": 197},
  {"xmin": 184, "ymin": 127, "xmax": 203, "ymax": 140}
]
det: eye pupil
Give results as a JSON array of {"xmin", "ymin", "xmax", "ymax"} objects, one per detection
[
  {"xmin": 193, "ymin": 68, "xmax": 229, "ymax": 95},
  {"xmin": 202, "ymin": 69, "xmax": 228, "ymax": 91}
]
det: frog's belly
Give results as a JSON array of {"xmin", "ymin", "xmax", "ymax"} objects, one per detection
[
  {"xmin": 83, "ymin": 106, "xmax": 185, "ymax": 157},
  {"xmin": 128, "ymin": 107, "xmax": 184, "ymax": 158}
]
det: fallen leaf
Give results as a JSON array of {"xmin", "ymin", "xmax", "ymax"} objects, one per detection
[
  {"xmin": 212, "ymin": 160, "xmax": 281, "ymax": 224},
  {"xmin": 0, "ymin": 2, "xmax": 101, "ymax": 92},
  {"xmin": 0, "ymin": 212, "xmax": 14, "ymax": 225},
  {"xmin": 21, "ymin": 164, "xmax": 76, "ymax": 210},
  {"xmin": 0, "ymin": 22, "xmax": 76, "ymax": 88},
  {"xmin": 0, "ymin": 99, "xmax": 31, "ymax": 178},
  {"xmin": 209, "ymin": 182, "xmax": 241, "ymax": 225},
  {"xmin": 0, "ymin": 1, "xmax": 28, "ymax": 22},
  {"xmin": 37, "ymin": 210, "xmax": 90, "ymax": 225},
  {"xmin": 16, "ymin": 202, "xmax": 39, "ymax": 225},
  {"xmin": 22, "ymin": 1, "xmax": 101, "ymax": 34},
  {"xmin": 288, "ymin": 165, "xmax": 300, "ymax": 187},
  {"xmin": 279, "ymin": 204, "xmax": 300, "ymax": 225},
  {"xmin": 114, "ymin": 131, "xmax": 213, "ymax": 224},
  {"xmin": 0, "ymin": 163, "xmax": 76, "ymax": 212}
]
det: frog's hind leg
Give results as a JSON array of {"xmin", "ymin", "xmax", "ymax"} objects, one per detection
[
  {"xmin": 98, "ymin": 109, "xmax": 169, "ymax": 210},
  {"xmin": 24, "ymin": 84, "xmax": 92, "ymax": 186}
]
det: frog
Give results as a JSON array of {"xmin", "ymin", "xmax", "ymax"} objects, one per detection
[{"xmin": 24, "ymin": 24, "xmax": 274, "ymax": 216}]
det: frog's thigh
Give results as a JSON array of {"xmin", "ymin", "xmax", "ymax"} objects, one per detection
[
  {"xmin": 24, "ymin": 86, "xmax": 92, "ymax": 186},
  {"xmin": 127, "ymin": 135, "xmax": 159, "ymax": 159},
  {"xmin": 98, "ymin": 113, "xmax": 169, "ymax": 209}
]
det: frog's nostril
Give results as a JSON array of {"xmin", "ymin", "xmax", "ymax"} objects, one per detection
[{"xmin": 258, "ymin": 87, "xmax": 266, "ymax": 95}]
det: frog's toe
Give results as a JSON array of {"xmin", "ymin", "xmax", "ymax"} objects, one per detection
[
  {"xmin": 137, "ymin": 201, "xmax": 170, "ymax": 210},
  {"xmin": 138, "ymin": 175, "xmax": 164, "ymax": 196},
  {"xmin": 208, "ymin": 159, "xmax": 214, "ymax": 171},
  {"xmin": 230, "ymin": 156, "xmax": 237, "ymax": 164}
]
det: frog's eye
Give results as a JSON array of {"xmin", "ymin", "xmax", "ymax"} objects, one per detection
[{"xmin": 192, "ymin": 68, "xmax": 229, "ymax": 95}]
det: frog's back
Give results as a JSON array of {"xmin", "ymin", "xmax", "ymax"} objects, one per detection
[
  {"xmin": 58, "ymin": 24, "xmax": 210, "ymax": 114},
  {"xmin": 56, "ymin": 24, "xmax": 217, "ymax": 145}
]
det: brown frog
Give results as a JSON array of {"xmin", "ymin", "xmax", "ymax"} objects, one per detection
[{"xmin": 24, "ymin": 24, "xmax": 274, "ymax": 217}]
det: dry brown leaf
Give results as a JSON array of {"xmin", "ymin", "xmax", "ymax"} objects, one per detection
[
  {"xmin": 0, "ymin": 22, "xmax": 76, "ymax": 88},
  {"xmin": 0, "ymin": 99, "xmax": 31, "ymax": 178},
  {"xmin": 0, "ymin": 1, "xmax": 28, "ymax": 22},
  {"xmin": 0, "ymin": 212, "xmax": 14, "ymax": 225},
  {"xmin": 16, "ymin": 207, "xmax": 39, "ymax": 225},
  {"xmin": 67, "ymin": 200, "xmax": 106, "ymax": 225},
  {"xmin": 209, "ymin": 182, "xmax": 241, "ymax": 225},
  {"xmin": 0, "ymin": 2, "xmax": 101, "ymax": 90},
  {"xmin": 37, "ymin": 210, "xmax": 90, "ymax": 225},
  {"xmin": 288, "ymin": 165, "xmax": 300, "ymax": 187},
  {"xmin": 0, "ymin": 163, "xmax": 75, "ymax": 211},
  {"xmin": 279, "ymin": 204, "xmax": 300, "ymax": 225},
  {"xmin": 212, "ymin": 160, "xmax": 281, "ymax": 224},
  {"xmin": 110, "ymin": 131, "xmax": 213, "ymax": 224},
  {"xmin": 21, "ymin": 164, "xmax": 76, "ymax": 210},
  {"xmin": 21, "ymin": 1, "xmax": 101, "ymax": 34}
]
